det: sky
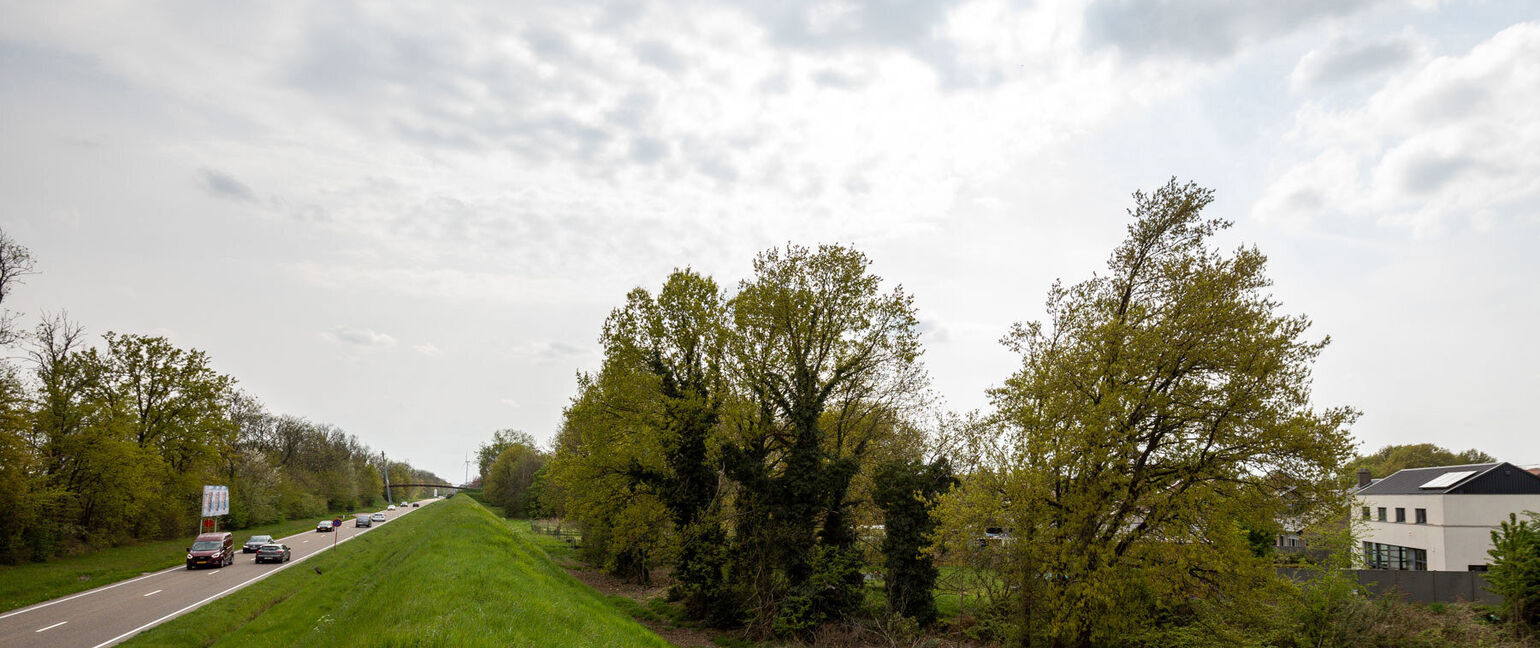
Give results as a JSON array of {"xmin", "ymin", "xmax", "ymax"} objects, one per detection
[{"xmin": 2, "ymin": 0, "xmax": 1537, "ymax": 482}]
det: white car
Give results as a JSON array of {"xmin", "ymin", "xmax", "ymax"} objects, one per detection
[
  {"xmin": 370, "ymin": 512, "xmax": 386, "ymax": 523},
  {"xmin": 387, "ymin": 504, "xmax": 396, "ymax": 511}
]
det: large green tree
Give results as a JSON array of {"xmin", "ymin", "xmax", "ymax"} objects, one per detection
[
  {"xmin": 723, "ymin": 243, "xmax": 927, "ymax": 635},
  {"xmin": 943, "ymin": 180, "xmax": 1356, "ymax": 647}
]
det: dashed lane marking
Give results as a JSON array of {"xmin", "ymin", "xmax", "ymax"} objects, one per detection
[
  {"xmin": 142, "ymin": 590, "xmax": 161, "ymax": 598},
  {"xmin": 36, "ymin": 621, "xmax": 67, "ymax": 633}
]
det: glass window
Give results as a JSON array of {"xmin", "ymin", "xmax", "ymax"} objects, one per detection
[
  {"xmin": 1362, "ymin": 506, "xmax": 1371, "ymax": 520},
  {"xmin": 1377, "ymin": 507, "xmax": 1387, "ymax": 521},
  {"xmin": 1395, "ymin": 508, "xmax": 1406, "ymax": 523},
  {"xmin": 1415, "ymin": 508, "xmax": 1426, "ymax": 524}
]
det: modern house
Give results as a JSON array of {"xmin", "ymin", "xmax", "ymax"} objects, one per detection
[{"xmin": 1353, "ymin": 462, "xmax": 1540, "ymax": 571}]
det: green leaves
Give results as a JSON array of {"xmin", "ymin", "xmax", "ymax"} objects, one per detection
[{"xmin": 1487, "ymin": 512, "xmax": 1540, "ymax": 629}]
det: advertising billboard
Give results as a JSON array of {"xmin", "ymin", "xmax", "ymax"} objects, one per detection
[{"xmin": 201, "ymin": 485, "xmax": 229, "ymax": 517}]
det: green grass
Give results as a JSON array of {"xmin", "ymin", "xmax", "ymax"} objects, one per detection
[
  {"xmin": 122, "ymin": 496, "xmax": 678, "ymax": 648},
  {"xmin": 0, "ymin": 510, "xmax": 363, "ymax": 612}
]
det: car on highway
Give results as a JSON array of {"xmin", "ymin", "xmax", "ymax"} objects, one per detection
[
  {"xmin": 242, "ymin": 534, "xmax": 274, "ymax": 553},
  {"xmin": 186, "ymin": 532, "xmax": 234, "ymax": 569},
  {"xmin": 254, "ymin": 543, "xmax": 292, "ymax": 564},
  {"xmin": 316, "ymin": 520, "xmax": 334, "ymax": 532},
  {"xmin": 399, "ymin": 501, "xmax": 408, "ymax": 507},
  {"xmin": 412, "ymin": 502, "xmax": 419, "ymax": 507},
  {"xmin": 387, "ymin": 504, "xmax": 396, "ymax": 511},
  {"xmin": 370, "ymin": 512, "xmax": 387, "ymax": 523},
  {"xmin": 355, "ymin": 514, "xmax": 372, "ymax": 528}
]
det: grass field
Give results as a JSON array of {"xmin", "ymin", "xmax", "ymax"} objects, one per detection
[
  {"xmin": 0, "ymin": 509, "xmax": 365, "ymax": 612},
  {"xmin": 122, "ymin": 495, "xmax": 678, "ymax": 648}
]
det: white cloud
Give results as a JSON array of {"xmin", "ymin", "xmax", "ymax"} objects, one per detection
[
  {"xmin": 499, "ymin": 398, "xmax": 521, "ymax": 409},
  {"xmin": 1255, "ymin": 22, "xmax": 1540, "ymax": 234},
  {"xmin": 1289, "ymin": 30, "xmax": 1428, "ymax": 90},
  {"xmin": 324, "ymin": 325, "xmax": 397, "ymax": 349},
  {"xmin": 412, "ymin": 343, "xmax": 441, "ymax": 356}
]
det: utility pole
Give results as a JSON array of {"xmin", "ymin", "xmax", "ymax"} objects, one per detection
[{"xmin": 381, "ymin": 451, "xmax": 393, "ymax": 503}]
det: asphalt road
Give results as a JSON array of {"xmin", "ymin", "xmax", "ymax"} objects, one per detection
[{"xmin": 0, "ymin": 498, "xmax": 437, "ymax": 648}]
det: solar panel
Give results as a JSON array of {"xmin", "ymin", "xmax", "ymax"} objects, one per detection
[{"xmin": 1419, "ymin": 470, "xmax": 1476, "ymax": 489}]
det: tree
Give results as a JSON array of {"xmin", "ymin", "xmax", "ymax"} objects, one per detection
[
  {"xmin": 477, "ymin": 429, "xmax": 536, "ymax": 482},
  {"xmin": 723, "ymin": 243, "xmax": 927, "ymax": 634},
  {"xmin": 945, "ymin": 180, "xmax": 1356, "ymax": 647},
  {"xmin": 601, "ymin": 269, "xmax": 739, "ymax": 623},
  {"xmin": 483, "ymin": 441, "xmax": 546, "ymax": 517},
  {"xmin": 1345, "ymin": 443, "xmax": 1494, "ymax": 483},
  {"xmin": 0, "ymin": 228, "xmax": 37, "ymax": 346},
  {"xmin": 873, "ymin": 456, "xmax": 955, "ymax": 627},
  {"xmin": 1488, "ymin": 512, "xmax": 1540, "ymax": 631}
]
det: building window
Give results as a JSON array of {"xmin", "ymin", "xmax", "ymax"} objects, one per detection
[
  {"xmin": 1362, "ymin": 506, "xmax": 1371, "ymax": 520},
  {"xmin": 1395, "ymin": 508, "xmax": 1406, "ymax": 523},
  {"xmin": 1377, "ymin": 507, "xmax": 1387, "ymax": 521},
  {"xmin": 1469, "ymin": 565, "xmax": 1489, "ymax": 572},
  {"xmin": 1363, "ymin": 541, "xmax": 1427, "ymax": 571},
  {"xmin": 1415, "ymin": 508, "xmax": 1427, "ymax": 524}
]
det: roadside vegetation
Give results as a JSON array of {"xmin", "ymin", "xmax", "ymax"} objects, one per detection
[
  {"xmin": 122, "ymin": 495, "xmax": 674, "ymax": 648},
  {"xmin": 0, "ymin": 229, "xmax": 442, "ymax": 572},
  {"xmin": 483, "ymin": 180, "xmax": 1540, "ymax": 646},
  {"xmin": 0, "ymin": 506, "xmax": 359, "ymax": 611}
]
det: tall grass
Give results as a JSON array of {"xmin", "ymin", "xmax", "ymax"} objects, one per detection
[{"xmin": 123, "ymin": 496, "xmax": 677, "ymax": 647}]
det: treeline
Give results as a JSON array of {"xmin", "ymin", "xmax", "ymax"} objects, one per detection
[
  {"xmin": 0, "ymin": 230, "xmax": 440, "ymax": 564},
  {"xmin": 530, "ymin": 181, "xmax": 1537, "ymax": 646}
]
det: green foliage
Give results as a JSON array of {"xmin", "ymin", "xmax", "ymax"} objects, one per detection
[
  {"xmin": 1488, "ymin": 512, "xmax": 1540, "ymax": 630},
  {"xmin": 1346, "ymin": 443, "xmax": 1496, "ymax": 483},
  {"xmin": 476, "ymin": 428, "xmax": 536, "ymax": 483},
  {"xmin": 483, "ymin": 439, "xmax": 548, "ymax": 517},
  {"xmin": 872, "ymin": 457, "xmax": 956, "ymax": 626},
  {"xmin": 938, "ymin": 180, "xmax": 1357, "ymax": 647},
  {"xmin": 0, "ymin": 235, "xmax": 436, "ymax": 569}
]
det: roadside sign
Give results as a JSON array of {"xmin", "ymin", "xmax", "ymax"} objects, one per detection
[{"xmin": 332, "ymin": 518, "xmax": 342, "ymax": 528}]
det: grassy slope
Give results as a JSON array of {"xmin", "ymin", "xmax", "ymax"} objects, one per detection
[
  {"xmin": 123, "ymin": 496, "xmax": 677, "ymax": 648},
  {"xmin": 0, "ymin": 510, "xmax": 363, "ymax": 612}
]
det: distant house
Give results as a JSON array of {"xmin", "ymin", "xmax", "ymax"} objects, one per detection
[{"xmin": 1353, "ymin": 462, "xmax": 1540, "ymax": 571}]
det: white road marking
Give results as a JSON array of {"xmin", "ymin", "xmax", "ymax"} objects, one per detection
[
  {"xmin": 36, "ymin": 621, "xmax": 67, "ymax": 633},
  {"xmin": 0, "ymin": 564, "xmax": 183, "ymax": 620},
  {"xmin": 142, "ymin": 590, "xmax": 162, "ymax": 597},
  {"xmin": 91, "ymin": 530, "xmax": 362, "ymax": 648}
]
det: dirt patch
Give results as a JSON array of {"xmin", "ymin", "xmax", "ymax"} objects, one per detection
[{"xmin": 561, "ymin": 565, "xmax": 721, "ymax": 647}]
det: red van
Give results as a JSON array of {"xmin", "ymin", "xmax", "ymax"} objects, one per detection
[{"xmin": 186, "ymin": 532, "xmax": 234, "ymax": 569}]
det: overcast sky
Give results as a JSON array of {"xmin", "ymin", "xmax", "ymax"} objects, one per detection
[{"xmin": 3, "ymin": 1, "xmax": 1537, "ymax": 482}]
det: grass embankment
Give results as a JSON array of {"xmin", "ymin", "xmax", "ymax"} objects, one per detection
[
  {"xmin": 0, "ymin": 510, "xmax": 362, "ymax": 612},
  {"xmin": 123, "ymin": 495, "xmax": 678, "ymax": 648}
]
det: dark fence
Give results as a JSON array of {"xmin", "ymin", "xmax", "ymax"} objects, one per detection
[{"xmin": 1278, "ymin": 568, "xmax": 1501, "ymax": 605}]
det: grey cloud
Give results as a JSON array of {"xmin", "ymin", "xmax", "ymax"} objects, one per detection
[
  {"xmin": 630, "ymin": 136, "xmax": 670, "ymax": 164},
  {"xmin": 325, "ymin": 326, "xmax": 397, "ymax": 348},
  {"xmin": 1085, "ymin": 0, "xmax": 1379, "ymax": 60},
  {"xmin": 199, "ymin": 168, "xmax": 256, "ymax": 202},
  {"xmin": 1399, "ymin": 154, "xmax": 1476, "ymax": 194},
  {"xmin": 813, "ymin": 68, "xmax": 865, "ymax": 90},
  {"xmin": 1294, "ymin": 37, "xmax": 1419, "ymax": 88},
  {"xmin": 634, "ymin": 40, "xmax": 686, "ymax": 71}
]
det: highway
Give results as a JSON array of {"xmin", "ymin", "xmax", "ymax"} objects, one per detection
[{"xmin": 0, "ymin": 498, "xmax": 437, "ymax": 648}]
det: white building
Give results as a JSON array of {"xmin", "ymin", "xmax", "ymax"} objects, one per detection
[{"xmin": 1353, "ymin": 462, "xmax": 1540, "ymax": 571}]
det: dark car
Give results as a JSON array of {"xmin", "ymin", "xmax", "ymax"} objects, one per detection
[
  {"xmin": 355, "ymin": 514, "xmax": 372, "ymax": 528},
  {"xmin": 242, "ymin": 534, "xmax": 274, "ymax": 553},
  {"xmin": 411, "ymin": 502, "xmax": 419, "ymax": 507},
  {"xmin": 316, "ymin": 520, "xmax": 334, "ymax": 532},
  {"xmin": 186, "ymin": 532, "xmax": 234, "ymax": 569},
  {"xmin": 254, "ymin": 543, "xmax": 291, "ymax": 564}
]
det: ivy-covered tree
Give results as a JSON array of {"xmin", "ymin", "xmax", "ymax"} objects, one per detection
[
  {"xmin": 723, "ymin": 243, "xmax": 927, "ymax": 635},
  {"xmin": 873, "ymin": 457, "xmax": 955, "ymax": 626}
]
